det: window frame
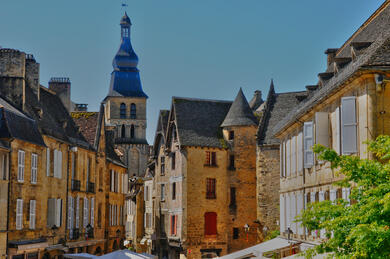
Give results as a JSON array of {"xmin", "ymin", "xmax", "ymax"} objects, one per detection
[
  {"xmin": 206, "ymin": 178, "xmax": 216, "ymax": 199},
  {"xmin": 17, "ymin": 150, "xmax": 25, "ymax": 182}
]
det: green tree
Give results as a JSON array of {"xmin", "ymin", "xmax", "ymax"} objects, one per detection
[{"xmin": 297, "ymin": 136, "xmax": 390, "ymax": 259}]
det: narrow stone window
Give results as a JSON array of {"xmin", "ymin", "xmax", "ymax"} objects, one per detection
[
  {"xmin": 233, "ymin": 227, "xmax": 239, "ymax": 239},
  {"xmin": 130, "ymin": 125, "xmax": 135, "ymax": 139},
  {"xmin": 121, "ymin": 125, "xmax": 126, "ymax": 138},
  {"xmin": 120, "ymin": 103, "xmax": 126, "ymax": 119},
  {"xmin": 172, "ymin": 182, "xmax": 176, "ymax": 200},
  {"xmin": 229, "ymin": 155, "xmax": 235, "ymax": 170},
  {"xmin": 206, "ymin": 178, "xmax": 216, "ymax": 199},
  {"xmin": 130, "ymin": 103, "xmax": 136, "ymax": 119},
  {"xmin": 228, "ymin": 131, "xmax": 234, "ymax": 140}
]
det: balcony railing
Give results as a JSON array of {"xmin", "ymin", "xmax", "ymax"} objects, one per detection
[
  {"xmin": 71, "ymin": 179, "xmax": 81, "ymax": 191},
  {"xmin": 87, "ymin": 182, "xmax": 95, "ymax": 193}
]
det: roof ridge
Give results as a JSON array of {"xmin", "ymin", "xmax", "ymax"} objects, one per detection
[{"xmin": 172, "ymin": 96, "xmax": 233, "ymax": 103}]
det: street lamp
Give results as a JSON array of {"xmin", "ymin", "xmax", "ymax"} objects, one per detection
[{"xmin": 285, "ymin": 227, "xmax": 294, "ymax": 255}]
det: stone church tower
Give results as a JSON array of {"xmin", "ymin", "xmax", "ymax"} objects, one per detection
[{"xmin": 103, "ymin": 13, "xmax": 149, "ymax": 177}]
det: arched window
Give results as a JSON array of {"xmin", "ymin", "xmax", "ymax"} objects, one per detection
[
  {"xmin": 130, "ymin": 103, "xmax": 136, "ymax": 119},
  {"xmin": 130, "ymin": 125, "xmax": 135, "ymax": 139},
  {"xmin": 121, "ymin": 125, "xmax": 126, "ymax": 138},
  {"xmin": 120, "ymin": 103, "xmax": 126, "ymax": 119},
  {"xmin": 204, "ymin": 212, "xmax": 217, "ymax": 236}
]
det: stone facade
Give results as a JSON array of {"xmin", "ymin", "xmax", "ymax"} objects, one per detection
[{"xmin": 0, "ymin": 147, "xmax": 10, "ymax": 259}]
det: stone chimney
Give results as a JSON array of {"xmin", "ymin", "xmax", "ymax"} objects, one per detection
[
  {"xmin": 25, "ymin": 54, "xmax": 40, "ymax": 100},
  {"xmin": 49, "ymin": 77, "xmax": 71, "ymax": 111},
  {"xmin": 249, "ymin": 90, "xmax": 263, "ymax": 111},
  {"xmin": 325, "ymin": 48, "xmax": 338, "ymax": 67}
]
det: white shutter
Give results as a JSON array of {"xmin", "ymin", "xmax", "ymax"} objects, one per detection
[
  {"xmin": 291, "ymin": 136, "xmax": 296, "ymax": 175},
  {"xmin": 55, "ymin": 199, "xmax": 62, "ymax": 227},
  {"xmin": 109, "ymin": 205, "xmax": 112, "ymax": 226},
  {"xmin": 16, "ymin": 199, "xmax": 23, "ymax": 230},
  {"xmin": 315, "ymin": 112, "xmax": 329, "ymax": 147},
  {"xmin": 341, "ymin": 97, "xmax": 357, "ymax": 154},
  {"xmin": 310, "ymin": 192, "xmax": 316, "ymax": 236},
  {"xmin": 117, "ymin": 172, "xmax": 120, "ymax": 193},
  {"xmin": 330, "ymin": 189, "xmax": 337, "ymax": 204},
  {"xmin": 68, "ymin": 196, "xmax": 73, "ymax": 230},
  {"xmin": 335, "ymin": 107, "xmax": 341, "ymax": 154},
  {"xmin": 75, "ymin": 196, "xmax": 80, "ymax": 228},
  {"xmin": 280, "ymin": 195, "xmax": 285, "ymax": 233},
  {"xmin": 286, "ymin": 139, "xmax": 290, "ymax": 177},
  {"xmin": 285, "ymin": 193, "xmax": 291, "ymax": 229},
  {"xmin": 29, "ymin": 200, "xmax": 36, "ymax": 229},
  {"xmin": 280, "ymin": 144, "xmax": 283, "ymax": 177},
  {"xmin": 46, "ymin": 148, "xmax": 50, "ymax": 176},
  {"xmin": 124, "ymin": 174, "xmax": 128, "ymax": 194},
  {"xmin": 297, "ymin": 131, "xmax": 303, "ymax": 173},
  {"xmin": 53, "ymin": 149, "xmax": 58, "ymax": 178},
  {"xmin": 319, "ymin": 191, "xmax": 325, "ymax": 238},
  {"xmin": 110, "ymin": 170, "xmax": 114, "ymax": 192},
  {"xmin": 304, "ymin": 122, "xmax": 314, "ymax": 168},
  {"xmin": 18, "ymin": 150, "xmax": 25, "ymax": 182},
  {"xmin": 282, "ymin": 141, "xmax": 286, "ymax": 177},
  {"xmin": 31, "ymin": 154, "xmax": 38, "ymax": 184},
  {"xmin": 90, "ymin": 198, "xmax": 94, "ymax": 227},
  {"xmin": 47, "ymin": 198, "xmax": 56, "ymax": 227},
  {"xmin": 343, "ymin": 187, "xmax": 351, "ymax": 205},
  {"xmin": 291, "ymin": 193, "xmax": 297, "ymax": 234},
  {"xmin": 83, "ymin": 197, "xmax": 89, "ymax": 228},
  {"xmin": 58, "ymin": 151, "xmax": 62, "ymax": 179},
  {"xmin": 297, "ymin": 192, "xmax": 304, "ymax": 235}
]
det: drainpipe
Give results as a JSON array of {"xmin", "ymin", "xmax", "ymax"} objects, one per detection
[
  {"xmin": 6, "ymin": 148, "xmax": 11, "ymax": 258},
  {"xmin": 65, "ymin": 145, "xmax": 71, "ymax": 245}
]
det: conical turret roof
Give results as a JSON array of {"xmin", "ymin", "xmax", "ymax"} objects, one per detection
[{"xmin": 221, "ymin": 88, "xmax": 258, "ymax": 127}]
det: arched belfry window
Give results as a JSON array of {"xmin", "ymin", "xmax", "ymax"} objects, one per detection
[
  {"xmin": 120, "ymin": 103, "xmax": 126, "ymax": 119},
  {"xmin": 121, "ymin": 125, "xmax": 126, "ymax": 138},
  {"xmin": 130, "ymin": 103, "xmax": 136, "ymax": 119},
  {"xmin": 130, "ymin": 125, "xmax": 135, "ymax": 139}
]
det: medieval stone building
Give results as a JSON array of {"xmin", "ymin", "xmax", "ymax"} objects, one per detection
[{"xmin": 149, "ymin": 89, "xmax": 259, "ymax": 259}]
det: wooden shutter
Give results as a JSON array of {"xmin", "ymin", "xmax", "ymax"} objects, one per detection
[
  {"xmin": 297, "ymin": 192, "xmax": 304, "ymax": 235},
  {"xmin": 297, "ymin": 131, "xmax": 303, "ymax": 172},
  {"xmin": 90, "ymin": 198, "xmax": 94, "ymax": 227},
  {"xmin": 291, "ymin": 193, "xmax": 297, "ymax": 234},
  {"xmin": 318, "ymin": 191, "xmax": 325, "ymax": 238},
  {"xmin": 68, "ymin": 196, "xmax": 73, "ymax": 230},
  {"xmin": 16, "ymin": 199, "xmax": 23, "ymax": 230},
  {"xmin": 334, "ymin": 107, "xmax": 341, "ymax": 154},
  {"xmin": 286, "ymin": 139, "xmax": 290, "ymax": 176},
  {"xmin": 291, "ymin": 136, "xmax": 296, "ymax": 175},
  {"xmin": 279, "ymin": 194, "xmax": 285, "ymax": 233},
  {"xmin": 53, "ymin": 149, "xmax": 58, "ymax": 178},
  {"xmin": 18, "ymin": 150, "xmax": 25, "ymax": 182},
  {"xmin": 75, "ymin": 196, "xmax": 80, "ymax": 228},
  {"xmin": 55, "ymin": 199, "xmax": 62, "ymax": 227},
  {"xmin": 46, "ymin": 148, "xmax": 50, "ymax": 176},
  {"xmin": 285, "ymin": 193, "xmax": 291, "ymax": 229},
  {"xmin": 280, "ymin": 144, "xmax": 283, "ymax": 177},
  {"xmin": 315, "ymin": 112, "xmax": 330, "ymax": 147},
  {"xmin": 47, "ymin": 198, "xmax": 56, "ymax": 227},
  {"xmin": 29, "ymin": 200, "xmax": 36, "ymax": 229},
  {"xmin": 58, "ymin": 151, "xmax": 62, "ymax": 179},
  {"xmin": 341, "ymin": 97, "xmax": 357, "ymax": 154},
  {"xmin": 303, "ymin": 122, "xmax": 314, "ymax": 168},
  {"xmin": 204, "ymin": 212, "xmax": 217, "ymax": 236},
  {"xmin": 330, "ymin": 189, "xmax": 337, "ymax": 203},
  {"xmin": 282, "ymin": 141, "xmax": 286, "ymax": 177},
  {"xmin": 31, "ymin": 154, "xmax": 38, "ymax": 184},
  {"xmin": 83, "ymin": 197, "xmax": 89, "ymax": 228}
]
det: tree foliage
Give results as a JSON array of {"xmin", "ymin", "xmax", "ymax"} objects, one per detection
[{"xmin": 297, "ymin": 136, "xmax": 390, "ymax": 259}]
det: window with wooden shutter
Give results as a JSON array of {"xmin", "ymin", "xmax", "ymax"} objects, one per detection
[
  {"xmin": 75, "ymin": 196, "xmax": 80, "ymax": 229},
  {"xmin": 18, "ymin": 150, "xmax": 25, "ymax": 182},
  {"xmin": 291, "ymin": 136, "xmax": 296, "ymax": 175},
  {"xmin": 279, "ymin": 194, "xmax": 285, "ymax": 233},
  {"xmin": 53, "ymin": 149, "xmax": 58, "ymax": 178},
  {"xmin": 291, "ymin": 193, "xmax": 297, "ymax": 234},
  {"xmin": 286, "ymin": 139, "xmax": 290, "ymax": 176},
  {"xmin": 170, "ymin": 215, "xmax": 176, "ymax": 235},
  {"xmin": 161, "ymin": 184, "xmax": 165, "ymax": 201},
  {"xmin": 297, "ymin": 192, "xmax": 304, "ymax": 235},
  {"xmin": 303, "ymin": 122, "xmax": 314, "ymax": 168},
  {"xmin": 285, "ymin": 194, "xmax": 290, "ymax": 230},
  {"xmin": 315, "ymin": 112, "xmax": 330, "ymax": 147},
  {"xmin": 297, "ymin": 132, "xmax": 303, "ymax": 173},
  {"xmin": 58, "ymin": 151, "xmax": 62, "ymax": 179},
  {"xmin": 205, "ymin": 151, "xmax": 211, "ymax": 165},
  {"xmin": 204, "ymin": 212, "xmax": 217, "ymax": 236},
  {"xmin": 31, "ymin": 153, "xmax": 38, "ymax": 184},
  {"xmin": 90, "ymin": 198, "xmax": 94, "ymax": 227},
  {"xmin": 341, "ymin": 97, "xmax": 357, "ymax": 154},
  {"xmin": 16, "ymin": 199, "xmax": 23, "ymax": 230},
  {"xmin": 29, "ymin": 200, "xmax": 36, "ymax": 229}
]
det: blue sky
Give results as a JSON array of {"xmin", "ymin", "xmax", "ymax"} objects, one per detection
[{"xmin": 0, "ymin": 0, "xmax": 384, "ymax": 142}]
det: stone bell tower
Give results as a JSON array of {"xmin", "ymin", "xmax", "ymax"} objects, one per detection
[{"xmin": 103, "ymin": 12, "xmax": 149, "ymax": 177}]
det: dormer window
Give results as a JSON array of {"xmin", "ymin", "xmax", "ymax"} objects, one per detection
[
  {"xmin": 130, "ymin": 103, "xmax": 136, "ymax": 119},
  {"xmin": 228, "ymin": 131, "xmax": 234, "ymax": 140},
  {"xmin": 120, "ymin": 103, "xmax": 126, "ymax": 119}
]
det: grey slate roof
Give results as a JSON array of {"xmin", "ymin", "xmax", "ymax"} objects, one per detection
[
  {"xmin": 273, "ymin": 5, "xmax": 390, "ymax": 136},
  {"xmin": 172, "ymin": 97, "xmax": 232, "ymax": 148},
  {"xmin": 0, "ymin": 107, "xmax": 45, "ymax": 147},
  {"xmin": 257, "ymin": 81, "xmax": 308, "ymax": 145},
  {"xmin": 152, "ymin": 110, "xmax": 169, "ymax": 157},
  {"xmin": 221, "ymin": 88, "xmax": 258, "ymax": 127}
]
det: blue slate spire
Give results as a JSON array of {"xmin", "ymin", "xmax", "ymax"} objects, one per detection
[{"xmin": 108, "ymin": 13, "xmax": 148, "ymax": 98}]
